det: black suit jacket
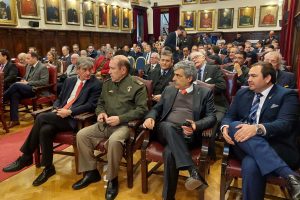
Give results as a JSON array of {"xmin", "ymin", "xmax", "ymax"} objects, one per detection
[
  {"xmin": 3, "ymin": 61, "xmax": 18, "ymax": 90},
  {"xmin": 145, "ymin": 84, "xmax": 216, "ymax": 134},
  {"xmin": 222, "ymin": 85, "xmax": 300, "ymax": 168},
  {"xmin": 143, "ymin": 63, "xmax": 160, "ymax": 78},
  {"xmin": 53, "ymin": 76, "xmax": 102, "ymax": 129},
  {"xmin": 148, "ymin": 67, "xmax": 174, "ymax": 95},
  {"xmin": 164, "ymin": 32, "xmax": 177, "ymax": 52},
  {"xmin": 201, "ymin": 64, "xmax": 227, "ymax": 111}
]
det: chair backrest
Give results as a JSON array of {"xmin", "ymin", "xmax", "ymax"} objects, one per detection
[
  {"xmin": 0, "ymin": 72, "xmax": 3, "ymax": 106},
  {"xmin": 133, "ymin": 76, "xmax": 153, "ymax": 109},
  {"xmin": 61, "ymin": 61, "xmax": 68, "ymax": 73},
  {"xmin": 135, "ymin": 57, "xmax": 146, "ymax": 71},
  {"xmin": 221, "ymin": 69, "xmax": 238, "ymax": 104},
  {"xmin": 47, "ymin": 65, "xmax": 58, "ymax": 95},
  {"xmin": 128, "ymin": 56, "xmax": 136, "ymax": 69},
  {"xmin": 15, "ymin": 62, "xmax": 26, "ymax": 78}
]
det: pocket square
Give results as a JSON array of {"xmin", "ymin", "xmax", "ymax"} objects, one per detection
[
  {"xmin": 270, "ymin": 104, "xmax": 279, "ymax": 108},
  {"xmin": 204, "ymin": 78, "xmax": 212, "ymax": 82}
]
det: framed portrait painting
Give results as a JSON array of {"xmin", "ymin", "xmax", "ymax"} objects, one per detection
[
  {"xmin": 198, "ymin": 9, "xmax": 215, "ymax": 31},
  {"xmin": 18, "ymin": 0, "xmax": 40, "ymax": 19},
  {"xmin": 110, "ymin": 5, "xmax": 120, "ymax": 29},
  {"xmin": 200, "ymin": 0, "xmax": 216, "ymax": 3},
  {"xmin": 44, "ymin": 0, "xmax": 61, "ymax": 24},
  {"xmin": 217, "ymin": 8, "xmax": 234, "ymax": 29},
  {"xmin": 238, "ymin": 7, "xmax": 255, "ymax": 28},
  {"xmin": 83, "ymin": 0, "xmax": 95, "ymax": 26},
  {"xmin": 182, "ymin": 0, "xmax": 197, "ymax": 5},
  {"xmin": 259, "ymin": 5, "xmax": 278, "ymax": 27},
  {"xmin": 0, "ymin": 0, "xmax": 17, "ymax": 25},
  {"xmin": 121, "ymin": 8, "xmax": 131, "ymax": 30},
  {"xmin": 180, "ymin": 11, "xmax": 196, "ymax": 31},
  {"xmin": 65, "ymin": 0, "xmax": 80, "ymax": 25},
  {"xmin": 99, "ymin": 3, "xmax": 108, "ymax": 28}
]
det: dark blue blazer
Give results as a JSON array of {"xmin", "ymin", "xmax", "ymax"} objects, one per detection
[
  {"xmin": 277, "ymin": 70, "xmax": 296, "ymax": 89},
  {"xmin": 3, "ymin": 61, "xmax": 18, "ymax": 90},
  {"xmin": 53, "ymin": 76, "xmax": 102, "ymax": 129},
  {"xmin": 222, "ymin": 85, "xmax": 300, "ymax": 168},
  {"xmin": 164, "ymin": 32, "xmax": 177, "ymax": 52}
]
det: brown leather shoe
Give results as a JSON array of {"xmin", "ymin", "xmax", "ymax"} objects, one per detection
[{"xmin": 8, "ymin": 121, "xmax": 20, "ymax": 128}]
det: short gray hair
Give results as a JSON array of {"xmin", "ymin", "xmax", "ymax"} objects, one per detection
[
  {"xmin": 190, "ymin": 51, "xmax": 206, "ymax": 60},
  {"xmin": 173, "ymin": 60, "xmax": 197, "ymax": 81},
  {"xmin": 76, "ymin": 57, "xmax": 94, "ymax": 70}
]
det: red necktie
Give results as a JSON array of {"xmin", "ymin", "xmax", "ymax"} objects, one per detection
[
  {"xmin": 181, "ymin": 89, "xmax": 187, "ymax": 95},
  {"xmin": 63, "ymin": 81, "xmax": 84, "ymax": 109}
]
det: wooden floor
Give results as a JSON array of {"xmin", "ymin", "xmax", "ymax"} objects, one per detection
[{"xmin": 0, "ymin": 112, "xmax": 286, "ymax": 200}]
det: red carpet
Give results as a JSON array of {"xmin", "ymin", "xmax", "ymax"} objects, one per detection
[{"xmin": 0, "ymin": 126, "xmax": 69, "ymax": 182}]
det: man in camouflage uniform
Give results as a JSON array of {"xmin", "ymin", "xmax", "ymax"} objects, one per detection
[{"xmin": 72, "ymin": 55, "xmax": 148, "ymax": 200}]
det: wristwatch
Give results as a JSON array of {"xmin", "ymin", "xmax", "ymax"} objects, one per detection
[{"xmin": 255, "ymin": 124, "xmax": 264, "ymax": 135}]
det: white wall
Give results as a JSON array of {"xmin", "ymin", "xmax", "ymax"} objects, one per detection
[{"xmin": 146, "ymin": 0, "xmax": 283, "ymax": 34}]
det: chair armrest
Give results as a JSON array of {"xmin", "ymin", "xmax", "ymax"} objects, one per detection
[
  {"xmin": 74, "ymin": 112, "xmax": 96, "ymax": 121},
  {"xmin": 202, "ymin": 128, "xmax": 213, "ymax": 137},
  {"xmin": 128, "ymin": 119, "xmax": 143, "ymax": 129},
  {"xmin": 31, "ymin": 106, "xmax": 53, "ymax": 118},
  {"xmin": 33, "ymin": 84, "xmax": 55, "ymax": 97}
]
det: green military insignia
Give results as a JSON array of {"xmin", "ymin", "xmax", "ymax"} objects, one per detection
[
  {"xmin": 134, "ymin": 79, "xmax": 144, "ymax": 85},
  {"xmin": 127, "ymin": 86, "xmax": 132, "ymax": 92},
  {"xmin": 109, "ymin": 90, "xmax": 114, "ymax": 93}
]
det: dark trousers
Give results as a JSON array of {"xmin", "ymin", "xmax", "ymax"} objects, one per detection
[
  {"xmin": 20, "ymin": 112, "xmax": 73, "ymax": 166},
  {"xmin": 4, "ymin": 83, "xmax": 35, "ymax": 121},
  {"xmin": 157, "ymin": 121, "xmax": 200, "ymax": 200},
  {"xmin": 228, "ymin": 121, "xmax": 288, "ymax": 200}
]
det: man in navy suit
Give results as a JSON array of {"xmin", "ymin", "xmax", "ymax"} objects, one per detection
[
  {"xmin": 222, "ymin": 62, "xmax": 300, "ymax": 200},
  {"xmin": 143, "ymin": 60, "xmax": 216, "ymax": 200},
  {"xmin": 0, "ymin": 49, "xmax": 18, "ymax": 90},
  {"xmin": 164, "ymin": 26, "xmax": 185, "ymax": 64},
  {"xmin": 2, "ymin": 57, "xmax": 102, "ymax": 187},
  {"xmin": 264, "ymin": 51, "xmax": 296, "ymax": 89}
]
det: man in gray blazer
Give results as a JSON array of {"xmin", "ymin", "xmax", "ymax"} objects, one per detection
[
  {"xmin": 4, "ymin": 52, "xmax": 49, "ymax": 127},
  {"xmin": 143, "ymin": 60, "xmax": 216, "ymax": 200}
]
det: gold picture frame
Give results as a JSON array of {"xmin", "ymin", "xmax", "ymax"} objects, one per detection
[
  {"xmin": 200, "ymin": 0, "xmax": 216, "ymax": 4},
  {"xmin": 98, "ymin": 3, "xmax": 109, "ymax": 28},
  {"xmin": 65, "ymin": 0, "xmax": 80, "ymax": 25},
  {"xmin": 121, "ymin": 8, "xmax": 131, "ymax": 30},
  {"xmin": 238, "ymin": 7, "xmax": 256, "ymax": 28},
  {"xmin": 83, "ymin": 0, "xmax": 95, "ymax": 27},
  {"xmin": 180, "ymin": 11, "xmax": 196, "ymax": 31},
  {"xmin": 259, "ymin": 5, "xmax": 278, "ymax": 27},
  {"xmin": 44, "ymin": 0, "xmax": 61, "ymax": 24},
  {"xmin": 110, "ymin": 5, "xmax": 120, "ymax": 29},
  {"xmin": 18, "ymin": 0, "xmax": 40, "ymax": 19},
  {"xmin": 182, "ymin": 0, "xmax": 197, "ymax": 5},
  {"xmin": 217, "ymin": 8, "xmax": 234, "ymax": 29},
  {"xmin": 198, "ymin": 9, "xmax": 215, "ymax": 31},
  {"xmin": 0, "ymin": 0, "xmax": 17, "ymax": 26}
]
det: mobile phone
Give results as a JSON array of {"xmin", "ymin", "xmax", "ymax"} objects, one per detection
[{"xmin": 182, "ymin": 120, "xmax": 192, "ymax": 127}]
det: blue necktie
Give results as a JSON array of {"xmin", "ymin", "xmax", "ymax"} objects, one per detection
[
  {"xmin": 198, "ymin": 69, "xmax": 203, "ymax": 81},
  {"xmin": 248, "ymin": 93, "xmax": 263, "ymax": 124}
]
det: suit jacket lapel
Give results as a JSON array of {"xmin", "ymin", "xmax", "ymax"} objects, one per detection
[
  {"xmin": 203, "ymin": 67, "xmax": 209, "ymax": 82},
  {"xmin": 260, "ymin": 85, "xmax": 276, "ymax": 118},
  {"xmin": 192, "ymin": 85, "xmax": 201, "ymax": 121}
]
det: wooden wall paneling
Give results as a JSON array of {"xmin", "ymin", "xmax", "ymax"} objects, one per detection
[
  {"xmin": 79, "ymin": 32, "xmax": 92, "ymax": 50},
  {"xmin": 43, "ymin": 31, "xmax": 56, "ymax": 56},
  {"xmin": 12, "ymin": 30, "xmax": 28, "ymax": 55}
]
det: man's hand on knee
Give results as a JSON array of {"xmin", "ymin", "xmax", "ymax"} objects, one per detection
[
  {"xmin": 222, "ymin": 126, "xmax": 235, "ymax": 145},
  {"xmin": 234, "ymin": 124, "xmax": 256, "ymax": 142}
]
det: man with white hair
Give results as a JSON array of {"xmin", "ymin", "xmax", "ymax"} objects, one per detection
[{"xmin": 264, "ymin": 51, "xmax": 296, "ymax": 88}]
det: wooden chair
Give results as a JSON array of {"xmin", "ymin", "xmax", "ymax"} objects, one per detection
[
  {"xmin": 20, "ymin": 65, "xmax": 57, "ymax": 111},
  {"xmin": 0, "ymin": 72, "xmax": 9, "ymax": 133},
  {"xmin": 33, "ymin": 108, "xmax": 96, "ymax": 174},
  {"xmin": 220, "ymin": 142, "xmax": 296, "ymax": 200},
  {"xmin": 221, "ymin": 69, "xmax": 238, "ymax": 104},
  {"xmin": 95, "ymin": 76, "xmax": 153, "ymax": 188}
]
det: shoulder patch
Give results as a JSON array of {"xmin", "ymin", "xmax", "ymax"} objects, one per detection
[
  {"xmin": 133, "ymin": 78, "xmax": 144, "ymax": 85},
  {"xmin": 103, "ymin": 78, "xmax": 112, "ymax": 83}
]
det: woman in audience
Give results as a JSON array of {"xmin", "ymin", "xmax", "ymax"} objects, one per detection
[{"xmin": 46, "ymin": 51, "xmax": 62, "ymax": 73}]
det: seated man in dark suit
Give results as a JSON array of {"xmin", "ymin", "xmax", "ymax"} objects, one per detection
[
  {"xmin": 244, "ymin": 41, "xmax": 258, "ymax": 65},
  {"xmin": 4, "ymin": 52, "xmax": 49, "ymax": 128},
  {"xmin": 148, "ymin": 50, "xmax": 174, "ymax": 103},
  {"xmin": 143, "ymin": 60, "xmax": 216, "ymax": 200},
  {"xmin": 2, "ymin": 57, "xmax": 102, "ymax": 186},
  {"xmin": 191, "ymin": 50, "xmax": 227, "ymax": 159},
  {"xmin": 0, "ymin": 49, "xmax": 18, "ymax": 90},
  {"xmin": 143, "ymin": 52, "xmax": 160, "ymax": 79},
  {"xmin": 224, "ymin": 51, "xmax": 249, "ymax": 86},
  {"xmin": 222, "ymin": 62, "xmax": 300, "ymax": 200},
  {"xmin": 264, "ymin": 51, "xmax": 296, "ymax": 89}
]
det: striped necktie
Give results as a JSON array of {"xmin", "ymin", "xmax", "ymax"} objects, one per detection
[{"xmin": 248, "ymin": 93, "xmax": 263, "ymax": 124}]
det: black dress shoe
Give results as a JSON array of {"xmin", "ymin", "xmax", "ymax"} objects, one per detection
[
  {"xmin": 286, "ymin": 175, "xmax": 300, "ymax": 200},
  {"xmin": 3, "ymin": 156, "xmax": 33, "ymax": 172},
  {"xmin": 185, "ymin": 167, "xmax": 208, "ymax": 191},
  {"xmin": 105, "ymin": 177, "xmax": 118, "ymax": 200},
  {"xmin": 32, "ymin": 165, "xmax": 56, "ymax": 186},
  {"xmin": 72, "ymin": 169, "xmax": 101, "ymax": 190}
]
